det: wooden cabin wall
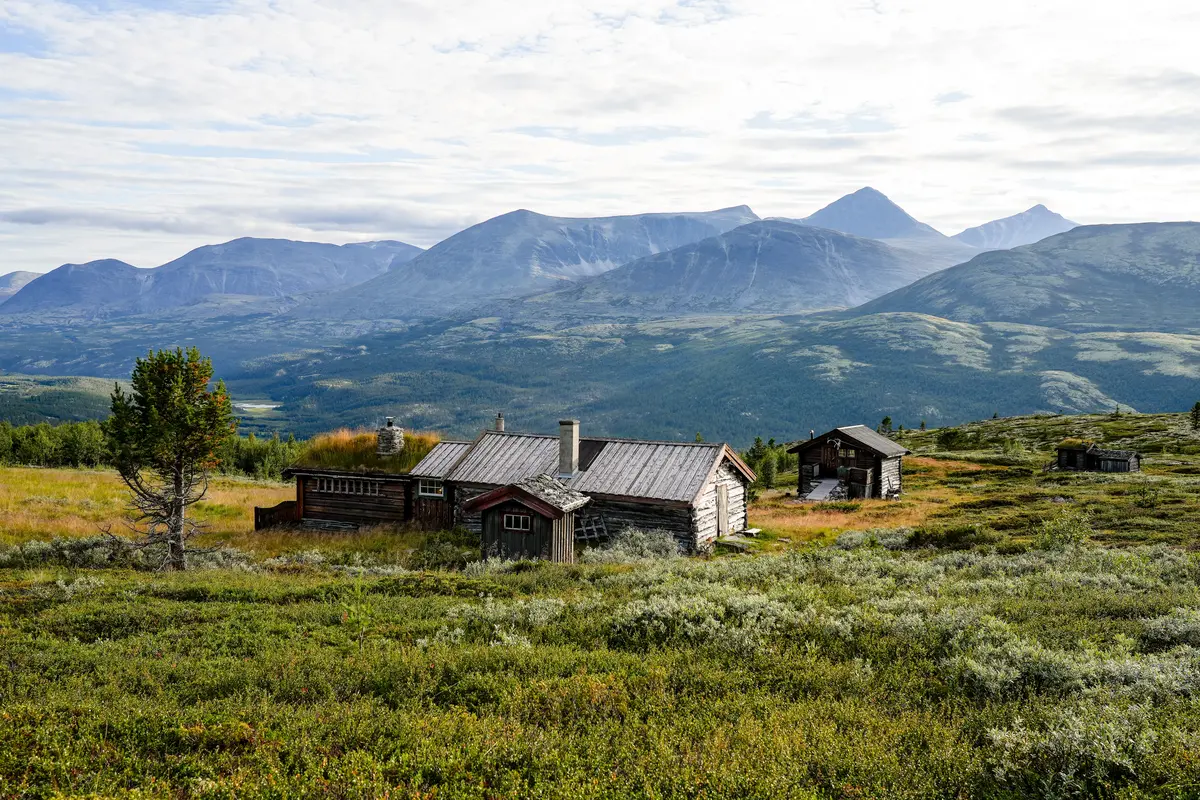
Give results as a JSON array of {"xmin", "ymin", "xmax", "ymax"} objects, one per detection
[
  {"xmin": 692, "ymin": 462, "xmax": 748, "ymax": 547},
  {"xmin": 453, "ymin": 484, "xmax": 491, "ymax": 534},
  {"xmin": 480, "ymin": 500, "xmax": 552, "ymax": 560},
  {"xmin": 412, "ymin": 485, "xmax": 456, "ymax": 530},
  {"xmin": 552, "ymin": 512, "xmax": 575, "ymax": 564},
  {"xmin": 583, "ymin": 499, "xmax": 693, "ymax": 550},
  {"xmin": 301, "ymin": 477, "xmax": 407, "ymax": 526}
]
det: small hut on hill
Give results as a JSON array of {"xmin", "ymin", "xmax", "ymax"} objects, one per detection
[
  {"xmin": 1056, "ymin": 440, "xmax": 1142, "ymax": 473},
  {"xmin": 788, "ymin": 425, "xmax": 910, "ymax": 500}
]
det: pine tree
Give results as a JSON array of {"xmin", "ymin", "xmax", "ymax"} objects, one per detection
[
  {"xmin": 1191, "ymin": 401, "xmax": 1200, "ymax": 432},
  {"xmin": 105, "ymin": 347, "xmax": 237, "ymax": 571},
  {"xmin": 881, "ymin": 416, "xmax": 893, "ymax": 433},
  {"xmin": 761, "ymin": 451, "xmax": 777, "ymax": 490}
]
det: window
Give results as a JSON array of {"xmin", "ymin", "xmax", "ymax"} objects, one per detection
[
  {"xmin": 503, "ymin": 513, "xmax": 531, "ymax": 531},
  {"xmin": 418, "ymin": 479, "xmax": 445, "ymax": 498},
  {"xmin": 841, "ymin": 448, "xmax": 857, "ymax": 459},
  {"xmin": 314, "ymin": 477, "xmax": 380, "ymax": 496}
]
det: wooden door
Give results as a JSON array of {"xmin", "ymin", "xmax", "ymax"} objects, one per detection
[{"xmin": 717, "ymin": 485, "xmax": 729, "ymax": 537}]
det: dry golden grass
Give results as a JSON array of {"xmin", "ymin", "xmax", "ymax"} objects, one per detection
[
  {"xmin": 749, "ymin": 457, "xmax": 975, "ymax": 548},
  {"xmin": 0, "ymin": 466, "xmax": 292, "ymax": 546},
  {"xmin": 293, "ymin": 428, "xmax": 440, "ymax": 474}
]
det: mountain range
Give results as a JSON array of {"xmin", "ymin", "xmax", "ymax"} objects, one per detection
[
  {"xmin": 1, "ymin": 189, "xmax": 1081, "ymax": 323},
  {"xmin": 857, "ymin": 222, "xmax": 1200, "ymax": 331},
  {"xmin": 304, "ymin": 206, "xmax": 762, "ymax": 320},
  {"xmin": 6, "ymin": 187, "xmax": 1194, "ymax": 440},
  {"xmin": 524, "ymin": 219, "xmax": 935, "ymax": 316},
  {"xmin": 0, "ymin": 238, "xmax": 423, "ymax": 319}
]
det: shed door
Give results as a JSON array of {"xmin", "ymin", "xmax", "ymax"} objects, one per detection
[{"xmin": 717, "ymin": 485, "xmax": 729, "ymax": 537}]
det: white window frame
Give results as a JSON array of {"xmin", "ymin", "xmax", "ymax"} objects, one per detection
[
  {"xmin": 418, "ymin": 479, "xmax": 445, "ymax": 498},
  {"xmin": 315, "ymin": 477, "xmax": 380, "ymax": 496},
  {"xmin": 503, "ymin": 513, "xmax": 531, "ymax": 532}
]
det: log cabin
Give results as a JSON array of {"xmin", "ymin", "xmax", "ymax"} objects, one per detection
[
  {"xmin": 1055, "ymin": 441, "xmax": 1142, "ymax": 473},
  {"xmin": 261, "ymin": 413, "xmax": 755, "ymax": 558},
  {"xmin": 788, "ymin": 425, "xmax": 910, "ymax": 500},
  {"xmin": 447, "ymin": 418, "xmax": 755, "ymax": 555}
]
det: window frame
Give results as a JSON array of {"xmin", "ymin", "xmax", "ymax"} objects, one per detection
[
  {"xmin": 503, "ymin": 513, "xmax": 532, "ymax": 532},
  {"xmin": 418, "ymin": 479, "xmax": 445, "ymax": 498}
]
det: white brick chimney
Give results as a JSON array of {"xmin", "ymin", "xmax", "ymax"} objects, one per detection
[
  {"xmin": 377, "ymin": 416, "xmax": 405, "ymax": 456},
  {"xmin": 558, "ymin": 419, "xmax": 579, "ymax": 479}
]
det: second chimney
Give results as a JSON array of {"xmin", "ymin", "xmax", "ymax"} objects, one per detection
[
  {"xmin": 377, "ymin": 417, "xmax": 405, "ymax": 456},
  {"xmin": 495, "ymin": 412, "xmax": 505, "ymax": 432},
  {"xmin": 558, "ymin": 419, "xmax": 579, "ymax": 479}
]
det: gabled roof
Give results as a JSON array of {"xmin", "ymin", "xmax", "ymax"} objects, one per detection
[
  {"xmin": 464, "ymin": 474, "xmax": 589, "ymax": 519},
  {"xmin": 788, "ymin": 425, "xmax": 910, "ymax": 458},
  {"xmin": 445, "ymin": 430, "xmax": 755, "ymax": 504},
  {"xmin": 409, "ymin": 441, "xmax": 473, "ymax": 479},
  {"xmin": 1088, "ymin": 446, "xmax": 1140, "ymax": 460}
]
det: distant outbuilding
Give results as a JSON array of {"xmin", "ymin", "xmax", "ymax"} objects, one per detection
[
  {"xmin": 788, "ymin": 425, "xmax": 911, "ymax": 500},
  {"xmin": 1055, "ymin": 440, "xmax": 1142, "ymax": 473}
]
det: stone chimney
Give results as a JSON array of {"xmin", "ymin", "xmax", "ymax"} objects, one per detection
[
  {"xmin": 377, "ymin": 417, "xmax": 405, "ymax": 456},
  {"xmin": 495, "ymin": 412, "xmax": 505, "ymax": 432},
  {"xmin": 558, "ymin": 419, "xmax": 579, "ymax": 479}
]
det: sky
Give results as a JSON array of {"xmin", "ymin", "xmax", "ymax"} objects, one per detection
[{"xmin": 2, "ymin": 0, "xmax": 1199, "ymax": 273}]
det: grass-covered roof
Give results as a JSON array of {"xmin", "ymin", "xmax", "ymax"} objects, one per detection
[{"xmin": 290, "ymin": 428, "xmax": 440, "ymax": 475}]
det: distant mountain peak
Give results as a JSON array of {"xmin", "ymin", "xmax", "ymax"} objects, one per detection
[
  {"xmin": 802, "ymin": 188, "xmax": 945, "ymax": 241},
  {"xmin": 953, "ymin": 205, "xmax": 1078, "ymax": 251}
]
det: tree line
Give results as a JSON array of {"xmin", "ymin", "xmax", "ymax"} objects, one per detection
[{"xmin": 0, "ymin": 419, "xmax": 302, "ymax": 480}]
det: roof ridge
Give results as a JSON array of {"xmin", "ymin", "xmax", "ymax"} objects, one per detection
[{"xmin": 481, "ymin": 429, "xmax": 724, "ymax": 448}]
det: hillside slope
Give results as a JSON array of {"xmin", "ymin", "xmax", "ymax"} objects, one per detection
[
  {"xmin": 854, "ymin": 222, "xmax": 1200, "ymax": 331},
  {"xmin": 531, "ymin": 220, "xmax": 931, "ymax": 315},
  {"xmin": 0, "ymin": 272, "xmax": 39, "ymax": 303}
]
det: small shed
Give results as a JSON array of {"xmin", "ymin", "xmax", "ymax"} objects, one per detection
[
  {"xmin": 1056, "ymin": 442, "xmax": 1142, "ymax": 473},
  {"xmin": 464, "ymin": 474, "xmax": 590, "ymax": 563},
  {"xmin": 788, "ymin": 425, "xmax": 911, "ymax": 499}
]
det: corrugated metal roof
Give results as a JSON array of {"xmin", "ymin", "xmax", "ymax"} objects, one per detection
[
  {"xmin": 446, "ymin": 432, "xmax": 559, "ymax": 485},
  {"xmin": 410, "ymin": 441, "xmax": 474, "ymax": 478},
  {"xmin": 445, "ymin": 431, "xmax": 734, "ymax": 503},
  {"xmin": 837, "ymin": 426, "xmax": 910, "ymax": 457},
  {"xmin": 569, "ymin": 440, "xmax": 724, "ymax": 502}
]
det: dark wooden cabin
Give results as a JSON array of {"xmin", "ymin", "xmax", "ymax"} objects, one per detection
[
  {"xmin": 465, "ymin": 474, "xmax": 589, "ymax": 563},
  {"xmin": 260, "ymin": 419, "xmax": 472, "ymax": 531},
  {"xmin": 1056, "ymin": 443, "xmax": 1142, "ymax": 473},
  {"xmin": 788, "ymin": 425, "xmax": 911, "ymax": 500}
]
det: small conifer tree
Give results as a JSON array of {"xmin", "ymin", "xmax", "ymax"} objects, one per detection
[
  {"xmin": 1191, "ymin": 401, "xmax": 1200, "ymax": 431},
  {"xmin": 760, "ymin": 451, "xmax": 777, "ymax": 489},
  {"xmin": 105, "ymin": 347, "xmax": 237, "ymax": 571}
]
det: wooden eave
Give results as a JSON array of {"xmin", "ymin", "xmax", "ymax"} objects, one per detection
[
  {"xmin": 463, "ymin": 485, "xmax": 570, "ymax": 519},
  {"xmin": 282, "ymin": 467, "xmax": 412, "ymax": 480}
]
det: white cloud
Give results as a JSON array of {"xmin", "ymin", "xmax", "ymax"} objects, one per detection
[{"xmin": 1, "ymin": 0, "xmax": 1199, "ymax": 271}]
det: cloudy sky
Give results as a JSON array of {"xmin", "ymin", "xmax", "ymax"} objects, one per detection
[{"xmin": 2, "ymin": 0, "xmax": 1198, "ymax": 273}]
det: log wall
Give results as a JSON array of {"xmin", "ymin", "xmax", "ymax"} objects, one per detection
[
  {"xmin": 691, "ymin": 461, "xmax": 748, "ymax": 548},
  {"xmin": 301, "ymin": 476, "xmax": 407, "ymax": 527}
]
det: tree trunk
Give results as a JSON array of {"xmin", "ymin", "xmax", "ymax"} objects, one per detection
[{"xmin": 169, "ymin": 467, "xmax": 187, "ymax": 571}]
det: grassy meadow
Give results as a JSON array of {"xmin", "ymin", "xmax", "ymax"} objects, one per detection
[{"xmin": 2, "ymin": 411, "xmax": 1200, "ymax": 798}]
